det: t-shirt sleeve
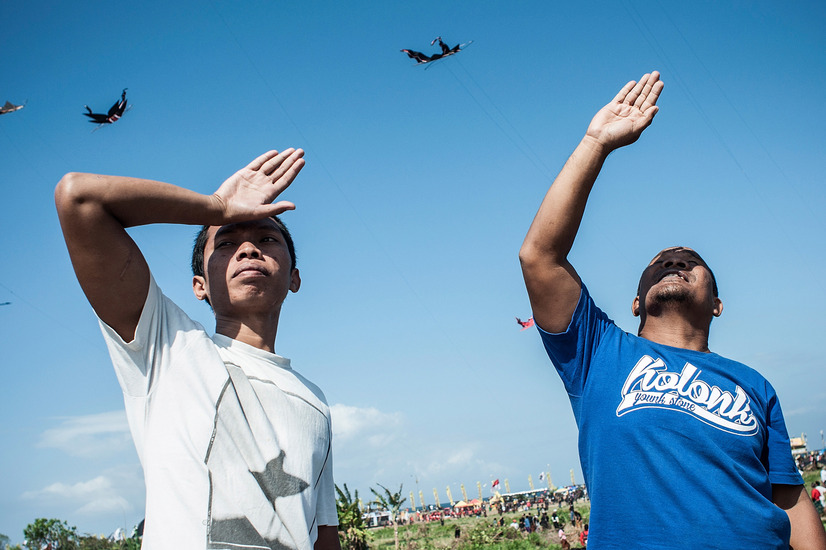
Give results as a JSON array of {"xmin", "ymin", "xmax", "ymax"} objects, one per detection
[
  {"xmin": 763, "ymin": 383, "xmax": 804, "ymax": 486},
  {"xmin": 537, "ymin": 284, "xmax": 614, "ymax": 398},
  {"xmin": 98, "ymin": 274, "xmax": 204, "ymax": 397},
  {"xmin": 315, "ymin": 446, "xmax": 338, "ymax": 526}
]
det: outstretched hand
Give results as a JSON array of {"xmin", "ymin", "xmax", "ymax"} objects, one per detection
[
  {"xmin": 586, "ymin": 71, "xmax": 663, "ymax": 152},
  {"xmin": 212, "ymin": 148, "xmax": 305, "ymax": 223}
]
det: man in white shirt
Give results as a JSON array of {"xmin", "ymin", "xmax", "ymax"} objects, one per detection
[{"xmin": 56, "ymin": 149, "xmax": 341, "ymax": 550}]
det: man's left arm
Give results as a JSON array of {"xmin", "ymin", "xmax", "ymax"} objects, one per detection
[
  {"xmin": 314, "ymin": 424, "xmax": 340, "ymax": 550},
  {"xmin": 772, "ymin": 484, "xmax": 826, "ymax": 549},
  {"xmin": 314, "ymin": 526, "xmax": 341, "ymax": 550}
]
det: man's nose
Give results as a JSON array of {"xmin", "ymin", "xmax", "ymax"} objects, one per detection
[
  {"xmin": 236, "ymin": 241, "xmax": 261, "ymax": 258},
  {"xmin": 662, "ymin": 257, "xmax": 687, "ymax": 269}
]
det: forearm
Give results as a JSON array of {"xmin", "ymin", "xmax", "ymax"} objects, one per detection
[
  {"xmin": 518, "ymin": 136, "xmax": 611, "ymax": 332},
  {"xmin": 520, "ymin": 71, "xmax": 661, "ymax": 271},
  {"xmin": 314, "ymin": 526, "xmax": 342, "ymax": 550},
  {"xmin": 55, "ymin": 149, "xmax": 303, "ymax": 341},
  {"xmin": 520, "ymin": 135, "xmax": 609, "ymax": 266},
  {"xmin": 55, "ymin": 172, "xmax": 222, "ymax": 340},
  {"xmin": 55, "ymin": 172, "xmax": 222, "ymax": 230}
]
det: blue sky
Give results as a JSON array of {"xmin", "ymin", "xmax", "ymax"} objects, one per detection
[{"xmin": 2, "ymin": 0, "xmax": 825, "ymax": 542}]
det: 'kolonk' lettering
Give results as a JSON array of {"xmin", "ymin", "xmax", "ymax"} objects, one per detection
[{"xmin": 616, "ymin": 356, "xmax": 758, "ymax": 436}]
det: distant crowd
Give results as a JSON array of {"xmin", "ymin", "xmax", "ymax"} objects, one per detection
[{"xmin": 796, "ymin": 449, "xmax": 826, "ymax": 472}]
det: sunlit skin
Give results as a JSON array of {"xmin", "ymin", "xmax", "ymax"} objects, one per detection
[
  {"xmin": 519, "ymin": 70, "xmax": 826, "ymax": 548},
  {"xmin": 632, "ymin": 246, "xmax": 722, "ymax": 351},
  {"xmin": 192, "ymin": 218, "xmax": 300, "ymax": 353},
  {"xmin": 56, "ymin": 148, "xmax": 343, "ymax": 550}
]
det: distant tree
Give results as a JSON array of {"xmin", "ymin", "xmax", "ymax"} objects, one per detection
[
  {"xmin": 0, "ymin": 533, "xmax": 10, "ymax": 549},
  {"xmin": 23, "ymin": 518, "xmax": 78, "ymax": 550},
  {"xmin": 75, "ymin": 528, "xmax": 140, "ymax": 550},
  {"xmin": 370, "ymin": 483, "xmax": 406, "ymax": 550},
  {"xmin": 77, "ymin": 535, "xmax": 111, "ymax": 550},
  {"xmin": 120, "ymin": 530, "xmax": 141, "ymax": 550},
  {"xmin": 335, "ymin": 483, "xmax": 369, "ymax": 550}
]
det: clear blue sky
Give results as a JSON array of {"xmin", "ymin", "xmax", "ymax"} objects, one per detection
[{"xmin": 2, "ymin": 0, "xmax": 824, "ymax": 542}]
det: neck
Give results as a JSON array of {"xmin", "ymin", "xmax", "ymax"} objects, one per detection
[
  {"xmin": 638, "ymin": 310, "xmax": 712, "ymax": 352},
  {"xmin": 214, "ymin": 311, "xmax": 280, "ymax": 353}
]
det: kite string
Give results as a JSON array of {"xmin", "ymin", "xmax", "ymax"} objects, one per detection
[
  {"xmin": 0, "ymin": 280, "xmax": 109, "ymax": 354},
  {"xmin": 622, "ymin": 0, "xmax": 824, "ymax": 297},
  {"xmin": 442, "ymin": 53, "xmax": 644, "ymax": 291},
  {"xmin": 205, "ymin": 0, "xmax": 479, "ymax": 369},
  {"xmin": 444, "ymin": 59, "xmax": 555, "ymax": 183},
  {"xmin": 444, "ymin": 54, "xmax": 651, "ymax": 289},
  {"xmin": 651, "ymin": 0, "xmax": 821, "ymax": 227},
  {"xmin": 0, "ymin": 123, "xmax": 121, "ymax": 357}
]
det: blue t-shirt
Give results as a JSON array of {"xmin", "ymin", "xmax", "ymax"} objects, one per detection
[{"xmin": 539, "ymin": 285, "xmax": 802, "ymax": 549}]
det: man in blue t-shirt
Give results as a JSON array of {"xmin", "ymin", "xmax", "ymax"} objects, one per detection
[{"xmin": 519, "ymin": 71, "xmax": 826, "ymax": 549}]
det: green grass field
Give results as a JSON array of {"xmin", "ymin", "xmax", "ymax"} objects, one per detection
[
  {"xmin": 363, "ymin": 470, "xmax": 826, "ymax": 549},
  {"xmin": 366, "ymin": 504, "xmax": 590, "ymax": 550}
]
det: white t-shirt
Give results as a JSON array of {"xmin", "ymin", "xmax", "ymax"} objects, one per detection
[{"xmin": 99, "ymin": 275, "xmax": 337, "ymax": 549}]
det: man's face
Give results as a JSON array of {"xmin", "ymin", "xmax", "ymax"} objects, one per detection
[
  {"xmin": 634, "ymin": 247, "xmax": 719, "ymax": 318},
  {"xmin": 192, "ymin": 219, "xmax": 300, "ymax": 314}
]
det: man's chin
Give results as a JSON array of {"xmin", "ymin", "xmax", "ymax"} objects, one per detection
[
  {"xmin": 646, "ymin": 286, "xmax": 691, "ymax": 313},
  {"xmin": 654, "ymin": 282, "xmax": 690, "ymax": 301},
  {"xmin": 230, "ymin": 291, "xmax": 285, "ymax": 309}
]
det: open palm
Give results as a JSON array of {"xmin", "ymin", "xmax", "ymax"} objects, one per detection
[
  {"xmin": 212, "ymin": 148, "xmax": 305, "ymax": 222},
  {"xmin": 586, "ymin": 71, "xmax": 663, "ymax": 151}
]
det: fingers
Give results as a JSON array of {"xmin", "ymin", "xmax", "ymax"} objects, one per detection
[
  {"xmin": 244, "ymin": 148, "xmax": 306, "ymax": 197},
  {"xmin": 268, "ymin": 200, "xmax": 297, "ymax": 215},
  {"xmin": 271, "ymin": 154, "xmax": 305, "ymax": 192},
  {"xmin": 246, "ymin": 148, "xmax": 305, "ymax": 176},
  {"xmin": 247, "ymin": 150, "xmax": 281, "ymax": 171},
  {"xmin": 252, "ymin": 200, "xmax": 297, "ymax": 225},
  {"xmin": 261, "ymin": 148, "xmax": 304, "ymax": 178},
  {"xmin": 633, "ymin": 72, "xmax": 661, "ymax": 109},
  {"xmin": 615, "ymin": 71, "xmax": 662, "ymax": 111},
  {"xmin": 613, "ymin": 80, "xmax": 638, "ymax": 104},
  {"xmin": 625, "ymin": 73, "xmax": 652, "ymax": 107},
  {"xmin": 638, "ymin": 80, "xmax": 664, "ymax": 113}
]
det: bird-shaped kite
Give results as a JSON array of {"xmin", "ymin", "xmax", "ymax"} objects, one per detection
[
  {"xmin": 83, "ymin": 88, "xmax": 129, "ymax": 128},
  {"xmin": 516, "ymin": 317, "xmax": 534, "ymax": 331},
  {"xmin": 401, "ymin": 36, "xmax": 471, "ymax": 68},
  {"xmin": 0, "ymin": 100, "xmax": 25, "ymax": 115}
]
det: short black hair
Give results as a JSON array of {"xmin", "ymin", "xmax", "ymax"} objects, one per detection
[{"xmin": 191, "ymin": 216, "xmax": 297, "ymax": 279}]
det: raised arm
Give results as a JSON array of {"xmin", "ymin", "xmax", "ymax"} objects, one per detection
[
  {"xmin": 519, "ymin": 72, "xmax": 663, "ymax": 332},
  {"xmin": 55, "ymin": 148, "xmax": 305, "ymax": 341}
]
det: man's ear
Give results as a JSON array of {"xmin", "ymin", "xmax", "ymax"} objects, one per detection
[
  {"xmin": 632, "ymin": 296, "xmax": 641, "ymax": 317},
  {"xmin": 193, "ymin": 275, "xmax": 208, "ymax": 301},
  {"xmin": 289, "ymin": 268, "xmax": 301, "ymax": 293},
  {"xmin": 713, "ymin": 297, "xmax": 723, "ymax": 317}
]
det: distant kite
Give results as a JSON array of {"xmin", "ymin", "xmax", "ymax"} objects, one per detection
[
  {"xmin": 401, "ymin": 36, "xmax": 471, "ymax": 68},
  {"xmin": 0, "ymin": 100, "xmax": 25, "ymax": 115},
  {"xmin": 516, "ymin": 317, "xmax": 534, "ymax": 331},
  {"xmin": 84, "ymin": 88, "xmax": 129, "ymax": 128}
]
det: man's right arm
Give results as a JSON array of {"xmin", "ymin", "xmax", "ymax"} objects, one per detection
[
  {"xmin": 54, "ymin": 149, "xmax": 305, "ymax": 342},
  {"xmin": 519, "ymin": 72, "xmax": 663, "ymax": 333}
]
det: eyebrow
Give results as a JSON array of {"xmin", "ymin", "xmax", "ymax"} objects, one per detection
[
  {"xmin": 651, "ymin": 249, "xmax": 705, "ymax": 265},
  {"xmin": 213, "ymin": 221, "xmax": 282, "ymax": 240}
]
